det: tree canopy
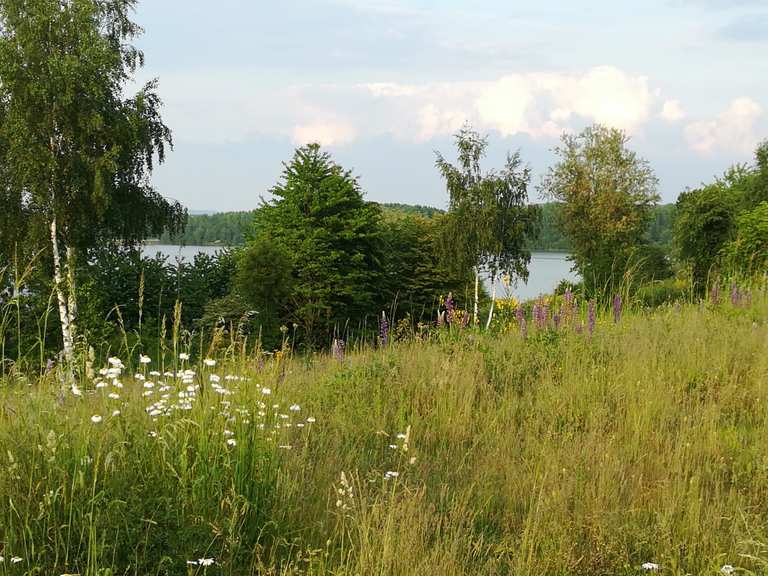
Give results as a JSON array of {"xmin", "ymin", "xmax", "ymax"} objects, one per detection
[{"xmin": 541, "ymin": 124, "xmax": 659, "ymax": 295}]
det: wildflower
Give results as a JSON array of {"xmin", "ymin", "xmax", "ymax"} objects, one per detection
[
  {"xmin": 199, "ymin": 558, "xmax": 214, "ymax": 566},
  {"xmin": 108, "ymin": 357, "xmax": 123, "ymax": 368},
  {"xmin": 144, "ymin": 382, "xmax": 154, "ymax": 389},
  {"xmin": 336, "ymin": 471, "xmax": 354, "ymax": 510},
  {"xmin": 108, "ymin": 392, "xmax": 120, "ymax": 400},
  {"xmin": 553, "ymin": 312, "xmax": 562, "ymax": 330},
  {"xmin": 730, "ymin": 282, "xmax": 741, "ymax": 307},
  {"xmin": 112, "ymin": 410, "xmax": 121, "ymax": 417},
  {"xmin": 384, "ymin": 471, "xmax": 399, "ymax": 479},
  {"xmin": 307, "ymin": 417, "xmax": 316, "ymax": 423},
  {"xmin": 10, "ymin": 556, "xmax": 22, "ymax": 564},
  {"xmin": 148, "ymin": 431, "xmax": 158, "ymax": 438},
  {"xmin": 139, "ymin": 354, "xmax": 151, "ymax": 364},
  {"xmin": 445, "ymin": 292, "xmax": 455, "ymax": 325},
  {"xmin": 261, "ymin": 387, "xmax": 272, "ymax": 396},
  {"xmin": 90, "ymin": 415, "xmax": 102, "ymax": 424},
  {"xmin": 179, "ymin": 353, "xmax": 190, "ymax": 361},
  {"xmin": 204, "ymin": 358, "xmax": 216, "ymax": 367},
  {"xmin": 332, "ymin": 338, "xmax": 346, "ymax": 362},
  {"xmin": 588, "ymin": 300, "xmax": 596, "ymax": 337},
  {"xmin": 379, "ymin": 311, "xmax": 389, "ymax": 347},
  {"xmin": 223, "ymin": 429, "xmax": 234, "ymax": 437},
  {"xmin": 71, "ymin": 385, "xmax": 83, "ymax": 397},
  {"xmin": 226, "ymin": 438, "xmax": 237, "ymax": 447},
  {"xmin": 613, "ymin": 294, "xmax": 622, "ymax": 323},
  {"xmin": 289, "ymin": 404, "xmax": 301, "ymax": 412},
  {"xmin": 641, "ymin": 562, "xmax": 660, "ymax": 571},
  {"xmin": 721, "ymin": 565, "xmax": 735, "ymax": 575}
]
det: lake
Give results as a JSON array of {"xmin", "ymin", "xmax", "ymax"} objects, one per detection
[
  {"xmin": 143, "ymin": 245, "xmax": 578, "ymax": 302},
  {"xmin": 483, "ymin": 252, "xmax": 578, "ymax": 302}
]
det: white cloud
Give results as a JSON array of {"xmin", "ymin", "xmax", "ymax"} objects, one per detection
[
  {"xmin": 661, "ymin": 99, "xmax": 686, "ymax": 123},
  {"xmin": 292, "ymin": 120, "xmax": 357, "ymax": 146},
  {"xmin": 151, "ymin": 66, "xmax": 662, "ymax": 147},
  {"xmin": 365, "ymin": 66, "xmax": 656, "ymax": 141},
  {"xmin": 685, "ymin": 97, "xmax": 763, "ymax": 155}
]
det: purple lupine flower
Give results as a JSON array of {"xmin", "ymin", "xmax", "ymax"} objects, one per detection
[
  {"xmin": 445, "ymin": 293, "xmax": 455, "ymax": 325},
  {"xmin": 730, "ymin": 282, "xmax": 741, "ymax": 307},
  {"xmin": 532, "ymin": 304, "xmax": 541, "ymax": 329},
  {"xmin": 575, "ymin": 322, "xmax": 584, "ymax": 335},
  {"xmin": 613, "ymin": 294, "xmax": 622, "ymax": 324},
  {"xmin": 461, "ymin": 310, "xmax": 470, "ymax": 328},
  {"xmin": 710, "ymin": 280, "xmax": 720, "ymax": 305},
  {"xmin": 332, "ymin": 339, "xmax": 345, "ymax": 362},
  {"xmin": 543, "ymin": 304, "xmax": 550, "ymax": 328},
  {"xmin": 553, "ymin": 312, "xmax": 561, "ymax": 331},
  {"xmin": 588, "ymin": 300, "xmax": 596, "ymax": 337},
  {"xmin": 379, "ymin": 311, "xmax": 389, "ymax": 347}
]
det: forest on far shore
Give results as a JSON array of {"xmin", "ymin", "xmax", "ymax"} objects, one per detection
[{"xmin": 157, "ymin": 202, "xmax": 677, "ymax": 253}]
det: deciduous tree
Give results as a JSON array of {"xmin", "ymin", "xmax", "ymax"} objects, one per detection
[{"xmin": 0, "ymin": 0, "xmax": 184, "ymax": 367}]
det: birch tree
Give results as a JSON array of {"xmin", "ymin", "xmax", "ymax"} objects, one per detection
[
  {"xmin": 436, "ymin": 124, "xmax": 539, "ymax": 328},
  {"xmin": 0, "ymin": 0, "xmax": 184, "ymax": 367}
]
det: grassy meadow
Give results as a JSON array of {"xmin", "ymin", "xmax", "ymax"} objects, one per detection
[{"xmin": 1, "ymin": 289, "xmax": 768, "ymax": 575}]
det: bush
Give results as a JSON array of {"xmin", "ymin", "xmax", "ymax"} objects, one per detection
[{"xmin": 635, "ymin": 277, "xmax": 690, "ymax": 308}]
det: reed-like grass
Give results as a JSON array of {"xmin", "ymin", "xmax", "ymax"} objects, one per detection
[{"xmin": 0, "ymin": 291, "xmax": 767, "ymax": 575}]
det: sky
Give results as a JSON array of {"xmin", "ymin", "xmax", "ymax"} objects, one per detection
[{"xmin": 132, "ymin": 0, "xmax": 768, "ymax": 211}]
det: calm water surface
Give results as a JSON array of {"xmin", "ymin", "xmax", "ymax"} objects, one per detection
[{"xmin": 144, "ymin": 245, "xmax": 578, "ymax": 302}]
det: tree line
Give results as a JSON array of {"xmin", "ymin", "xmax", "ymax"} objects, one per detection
[{"xmin": 156, "ymin": 202, "xmax": 677, "ymax": 253}]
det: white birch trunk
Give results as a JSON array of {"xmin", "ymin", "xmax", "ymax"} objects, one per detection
[
  {"xmin": 50, "ymin": 217, "xmax": 74, "ymax": 365},
  {"xmin": 66, "ymin": 245, "xmax": 77, "ymax": 339},
  {"xmin": 473, "ymin": 267, "xmax": 480, "ymax": 327},
  {"xmin": 485, "ymin": 273, "xmax": 497, "ymax": 330}
]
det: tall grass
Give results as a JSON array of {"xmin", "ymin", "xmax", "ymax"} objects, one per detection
[{"xmin": 0, "ymin": 286, "xmax": 767, "ymax": 574}]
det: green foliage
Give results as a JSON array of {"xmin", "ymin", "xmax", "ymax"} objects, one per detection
[
  {"xmin": 674, "ymin": 167, "xmax": 752, "ymax": 290},
  {"xmin": 541, "ymin": 124, "xmax": 659, "ymax": 296},
  {"xmin": 244, "ymin": 144, "xmax": 385, "ymax": 347},
  {"xmin": 634, "ymin": 277, "xmax": 689, "ymax": 308},
  {"xmin": 0, "ymin": 0, "xmax": 185, "ymax": 255},
  {"xmin": 380, "ymin": 203, "xmax": 445, "ymax": 219},
  {"xmin": 235, "ymin": 238, "xmax": 294, "ymax": 346},
  {"xmin": 436, "ymin": 124, "xmax": 540, "ymax": 282},
  {"xmin": 379, "ymin": 211, "xmax": 473, "ymax": 321},
  {"xmin": 158, "ymin": 211, "xmax": 255, "ymax": 246},
  {"xmin": 721, "ymin": 202, "xmax": 768, "ymax": 275}
]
